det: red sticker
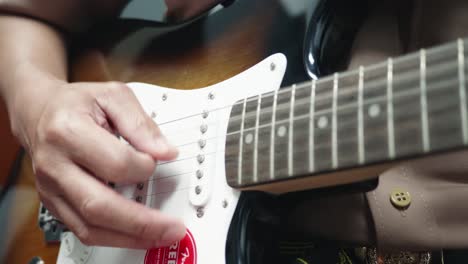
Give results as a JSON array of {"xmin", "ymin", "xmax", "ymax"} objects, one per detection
[{"xmin": 145, "ymin": 229, "xmax": 197, "ymax": 264}]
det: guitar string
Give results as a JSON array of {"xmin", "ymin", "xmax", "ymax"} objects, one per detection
[
  {"xmin": 148, "ymin": 67, "xmax": 459, "ymax": 158},
  {"xmin": 158, "ymin": 75, "xmax": 460, "ymax": 162},
  {"xmin": 132, "ymin": 96, "xmax": 458, "ymax": 199},
  {"xmin": 227, "ymin": 75, "xmax": 459, "ymax": 124},
  {"xmin": 116, "ymin": 43, "xmax": 465, "ymax": 197},
  {"xmin": 114, "ymin": 47, "xmax": 464, "ymax": 185},
  {"xmin": 153, "ymin": 57, "xmax": 462, "ymax": 131},
  {"xmin": 208, "ymin": 59, "xmax": 460, "ymax": 123},
  {"xmin": 152, "ymin": 40, "xmax": 462, "ymax": 126},
  {"xmin": 125, "ymin": 75, "xmax": 461, "ymax": 174},
  {"xmin": 123, "ymin": 51, "xmax": 460, "ymax": 176},
  {"xmin": 147, "ymin": 82, "xmax": 457, "ymax": 175},
  {"xmin": 115, "ymin": 96, "xmax": 460, "ymax": 191},
  {"xmin": 155, "ymin": 41, "xmax": 460, "ymax": 127}
]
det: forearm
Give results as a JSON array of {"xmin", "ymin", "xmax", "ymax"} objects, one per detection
[
  {"xmin": 0, "ymin": 15, "xmax": 67, "ymax": 148},
  {"xmin": 0, "ymin": 7, "xmax": 185, "ymax": 249},
  {"xmin": 0, "ymin": 15, "xmax": 67, "ymax": 104}
]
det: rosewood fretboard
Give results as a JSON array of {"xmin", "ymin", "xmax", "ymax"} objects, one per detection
[{"xmin": 225, "ymin": 39, "xmax": 468, "ymax": 188}]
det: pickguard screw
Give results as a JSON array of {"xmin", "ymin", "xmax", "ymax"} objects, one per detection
[
  {"xmin": 270, "ymin": 62, "xmax": 276, "ymax": 71},
  {"xmin": 222, "ymin": 200, "xmax": 228, "ymax": 208},
  {"xmin": 208, "ymin": 92, "xmax": 215, "ymax": 100},
  {"xmin": 196, "ymin": 170, "xmax": 203, "ymax": 179},
  {"xmin": 136, "ymin": 196, "xmax": 143, "ymax": 203},
  {"xmin": 202, "ymin": 110, "xmax": 209, "ymax": 119},
  {"xmin": 195, "ymin": 186, "xmax": 202, "ymax": 195},
  {"xmin": 197, "ymin": 154, "xmax": 205, "ymax": 164},
  {"xmin": 150, "ymin": 111, "xmax": 157, "ymax": 119},
  {"xmin": 137, "ymin": 183, "xmax": 144, "ymax": 190},
  {"xmin": 162, "ymin": 93, "xmax": 168, "ymax": 101},
  {"xmin": 198, "ymin": 139, "xmax": 206, "ymax": 149},
  {"xmin": 200, "ymin": 124, "xmax": 208, "ymax": 134},
  {"xmin": 196, "ymin": 207, "xmax": 204, "ymax": 218}
]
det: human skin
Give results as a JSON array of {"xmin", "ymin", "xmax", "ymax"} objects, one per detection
[
  {"xmin": 0, "ymin": 15, "xmax": 185, "ymax": 249},
  {"xmin": 4, "ymin": 0, "xmax": 467, "ymax": 252}
]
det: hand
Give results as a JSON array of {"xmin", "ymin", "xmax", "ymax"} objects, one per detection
[{"xmin": 10, "ymin": 81, "xmax": 185, "ymax": 248}]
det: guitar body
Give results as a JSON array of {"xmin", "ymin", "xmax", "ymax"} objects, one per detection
[
  {"xmin": 2, "ymin": 0, "xmax": 367, "ymax": 263},
  {"xmin": 71, "ymin": 0, "xmax": 312, "ymax": 88},
  {"xmin": 60, "ymin": 54, "xmax": 287, "ymax": 264}
]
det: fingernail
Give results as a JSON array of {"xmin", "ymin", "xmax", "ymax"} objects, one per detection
[{"xmin": 158, "ymin": 225, "xmax": 186, "ymax": 247}]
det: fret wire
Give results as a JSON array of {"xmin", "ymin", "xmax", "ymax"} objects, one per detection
[
  {"xmin": 146, "ymin": 77, "xmax": 461, "ymax": 177},
  {"xmin": 239, "ymin": 97, "xmax": 461, "ymax": 160},
  {"xmin": 253, "ymin": 95, "xmax": 261, "ymax": 182},
  {"xmin": 132, "ymin": 93, "xmax": 462, "ymax": 190},
  {"xmin": 231, "ymin": 59, "xmax": 463, "ymax": 130},
  {"xmin": 230, "ymin": 58, "xmax": 462, "ymax": 124},
  {"xmin": 332, "ymin": 73, "xmax": 339, "ymax": 168},
  {"xmin": 237, "ymin": 106, "xmax": 463, "ymax": 171},
  {"xmin": 239, "ymin": 101, "xmax": 461, "ymax": 169},
  {"xmin": 156, "ymin": 41, "xmax": 464, "ymax": 130},
  {"xmin": 227, "ymin": 77, "xmax": 461, "ymax": 138},
  {"xmin": 237, "ymin": 98, "xmax": 247, "ymax": 185},
  {"xmin": 122, "ymin": 42, "xmax": 468, "ymax": 188},
  {"xmin": 420, "ymin": 49, "xmax": 430, "ymax": 152},
  {"xmin": 309, "ymin": 80, "xmax": 316, "ymax": 172},
  {"xmin": 358, "ymin": 66, "xmax": 365, "ymax": 164},
  {"xmin": 331, "ymin": 59, "xmax": 456, "ymax": 106},
  {"xmin": 288, "ymin": 85, "xmax": 296, "ymax": 176},
  {"xmin": 129, "ymin": 92, "xmax": 462, "ymax": 185},
  {"xmin": 270, "ymin": 89, "xmax": 278, "ymax": 180},
  {"xmin": 250, "ymin": 93, "xmax": 458, "ymax": 143},
  {"xmin": 387, "ymin": 58, "xmax": 396, "ymax": 158},
  {"xmin": 232, "ymin": 74, "xmax": 459, "ymax": 128},
  {"xmin": 134, "ymin": 91, "xmax": 463, "ymax": 184},
  {"xmin": 458, "ymin": 38, "xmax": 468, "ymax": 144}
]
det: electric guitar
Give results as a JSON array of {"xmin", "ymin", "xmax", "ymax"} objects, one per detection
[{"xmin": 2, "ymin": 0, "xmax": 468, "ymax": 263}]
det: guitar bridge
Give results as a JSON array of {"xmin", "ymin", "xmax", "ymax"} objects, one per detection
[{"xmin": 38, "ymin": 203, "xmax": 67, "ymax": 243}]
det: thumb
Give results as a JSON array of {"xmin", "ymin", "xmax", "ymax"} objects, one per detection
[{"xmin": 93, "ymin": 82, "xmax": 178, "ymax": 160}]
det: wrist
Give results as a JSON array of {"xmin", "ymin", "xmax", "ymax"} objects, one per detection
[
  {"xmin": 5, "ymin": 64, "xmax": 66, "ymax": 147},
  {"xmin": 6, "ymin": 62, "xmax": 65, "ymax": 108}
]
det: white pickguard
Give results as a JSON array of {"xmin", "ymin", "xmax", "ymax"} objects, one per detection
[{"xmin": 56, "ymin": 54, "xmax": 287, "ymax": 264}]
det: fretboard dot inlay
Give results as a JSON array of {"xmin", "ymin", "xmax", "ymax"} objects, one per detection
[
  {"xmin": 317, "ymin": 116, "xmax": 328, "ymax": 129},
  {"xmin": 244, "ymin": 133, "xmax": 254, "ymax": 144},
  {"xmin": 368, "ymin": 104, "xmax": 381, "ymax": 118},
  {"xmin": 277, "ymin": 125, "xmax": 288, "ymax": 137},
  {"xmin": 225, "ymin": 38, "xmax": 468, "ymax": 189}
]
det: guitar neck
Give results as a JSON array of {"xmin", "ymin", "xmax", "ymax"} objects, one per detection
[{"xmin": 226, "ymin": 38, "xmax": 468, "ymax": 189}]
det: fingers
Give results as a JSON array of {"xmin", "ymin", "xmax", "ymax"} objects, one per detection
[
  {"xmin": 93, "ymin": 82, "xmax": 178, "ymax": 160},
  {"xmin": 57, "ymin": 163, "xmax": 186, "ymax": 246},
  {"xmin": 28, "ymin": 81, "xmax": 186, "ymax": 249},
  {"xmin": 64, "ymin": 116, "xmax": 156, "ymax": 184},
  {"xmin": 41, "ymin": 194, "xmax": 175, "ymax": 248}
]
